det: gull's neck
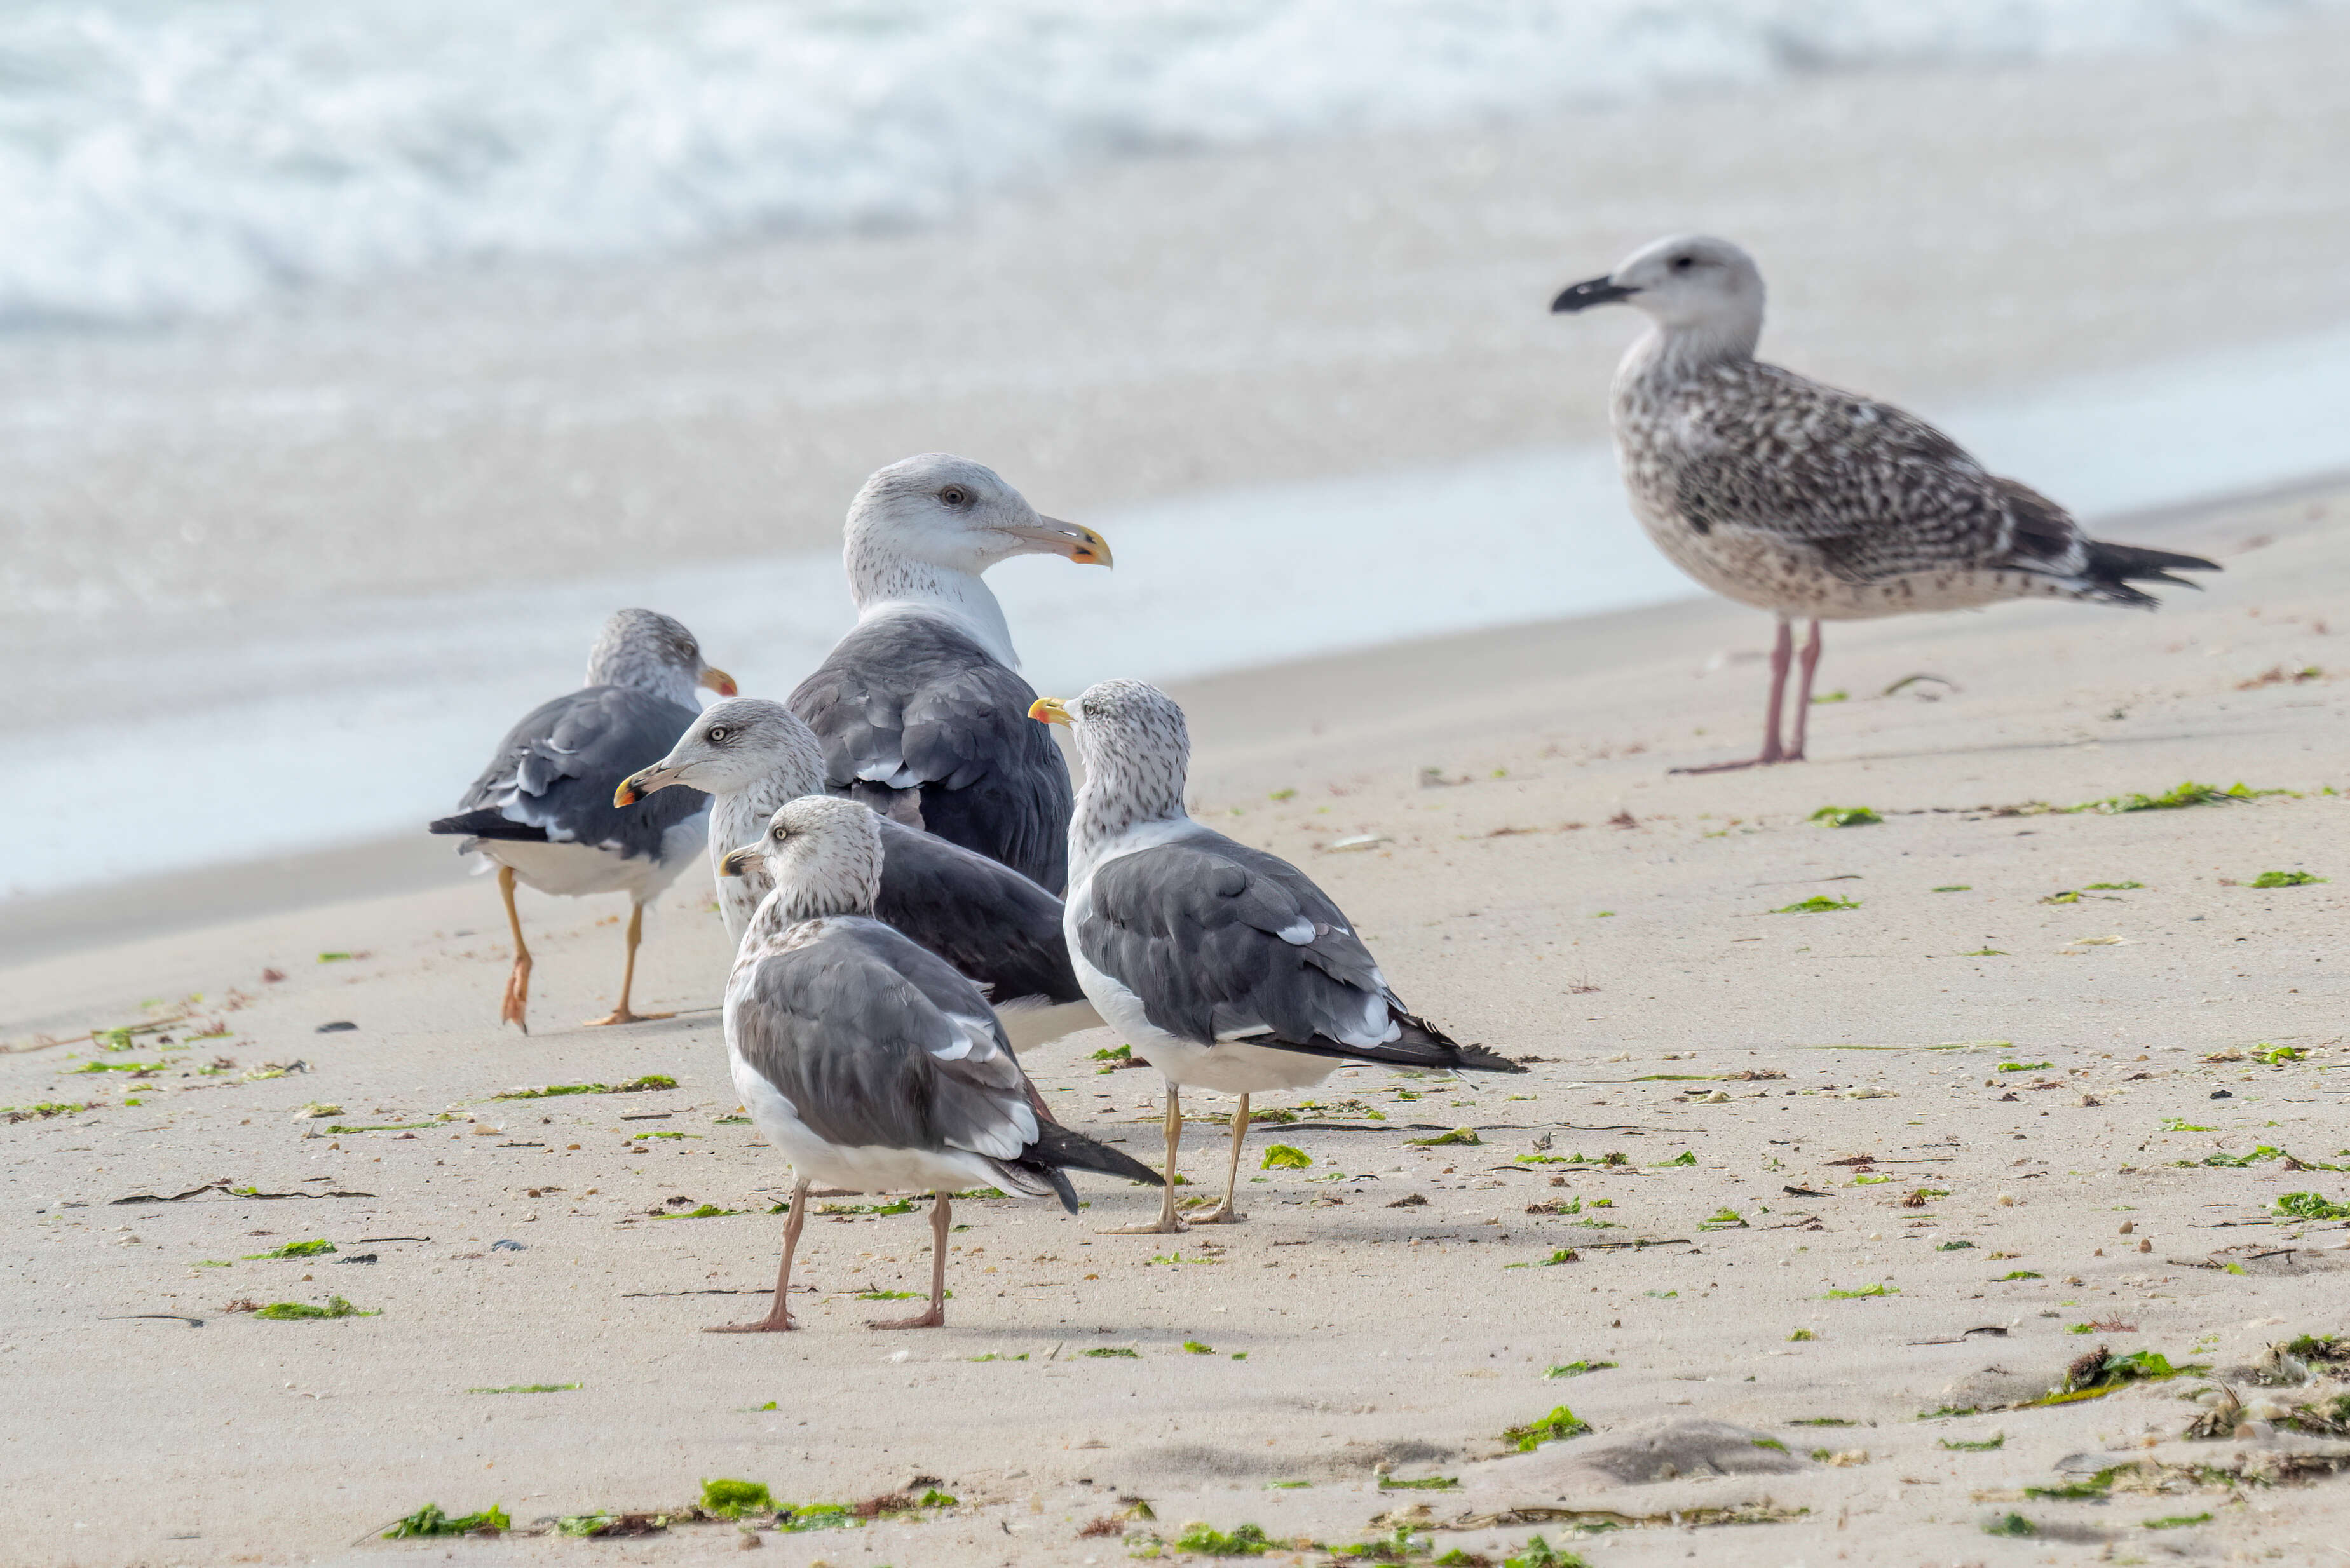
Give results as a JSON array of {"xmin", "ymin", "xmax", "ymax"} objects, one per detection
[
  {"xmin": 1071, "ymin": 749, "xmax": 1190, "ymax": 870},
  {"xmin": 845, "ymin": 544, "xmax": 1020, "ymax": 669},
  {"xmin": 1616, "ymin": 313, "xmax": 1762, "ymax": 393}
]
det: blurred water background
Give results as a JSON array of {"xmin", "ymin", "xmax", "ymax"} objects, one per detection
[{"xmin": 4, "ymin": 0, "xmax": 2349, "ymax": 903}]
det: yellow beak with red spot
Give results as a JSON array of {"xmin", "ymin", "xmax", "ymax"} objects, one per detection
[
  {"xmin": 1029, "ymin": 696, "xmax": 1073, "ymax": 726},
  {"xmin": 700, "ymin": 667, "xmax": 738, "ymax": 697}
]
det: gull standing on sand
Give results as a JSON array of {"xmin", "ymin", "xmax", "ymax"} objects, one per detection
[
  {"xmin": 1551, "ymin": 234, "xmax": 2219, "ymax": 771},
  {"xmin": 707, "ymin": 797, "xmax": 1162, "ymax": 1332},
  {"xmin": 615, "ymin": 696, "xmax": 1102, "ymax": 1050},
  {"xmin": 1032, "ymin": 680, "xmax": 1523, "ymax": 1234},
  {"xmin": 789, "ymin": 454, "xmax": 1111, "ymax": 894},
  {"xmin": 428, "ymin": 609, "xmax": 734, "ymax": 1031}
]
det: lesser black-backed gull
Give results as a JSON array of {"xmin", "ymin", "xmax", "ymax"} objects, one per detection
[
  {"xmin": 1551, "ymin": 234, "xmax": 2219, "ymax": 771},
  {"xmin": 707, "ymin": 796, "xmax": 1160, "ymax": 1331},
  {"xmin": 428, "ymin": 608, "xmax": 733, "ymax": 1031},
  {"xmin": 789, "ymin": 454, "xmax": 1110, "ymax": 893},
  {"xmin": 1031, "ymin": 679, "xmax": 1523, "ymax": 1234},
  {"xmin": 615, "ymin": 696, "xmax": 1102, "ymax": 1050}
]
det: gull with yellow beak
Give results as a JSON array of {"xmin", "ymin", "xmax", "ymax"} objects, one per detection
[
  {"xmin": 429, "ymin": 608, "xmax": 735, "ymax": 1031},
  {"xmin": 789, "ymin": 454, "xmax": 1110, "ymax": 895},
  {"xmin": 1035, "ymin": 680, "xmax": 1523, "ymax": 1233}
]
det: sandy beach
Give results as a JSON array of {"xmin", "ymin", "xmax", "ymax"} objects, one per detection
[{"xmin": 6, "ymin": 476, "xmax": 2347, "ymax": 1565}]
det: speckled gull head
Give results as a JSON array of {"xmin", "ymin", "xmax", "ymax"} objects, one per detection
[
  {"xmin": 719, "ymin": 795, "xmax": 884, "ymax": 923},
  {"xmin": 1029, "ymin": 679, "xmax": 1188, "ymax": 840},
  {"xmin": 844, "ymin": 454, "xmax": 1111, "ymax": 598},
  {"xmin": 613, "ymin": 697, "xmax": 822, "ymax": 806},
  {"xmin": 1550, "ymin": 234, "xmax": 1766, "ymax": 356},
  {"xmin": 584, "ymin": 607, "xmax": 737, "ymax": 708}
]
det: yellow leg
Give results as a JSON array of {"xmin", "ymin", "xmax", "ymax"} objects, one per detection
[
  {"xmin": 498, "ymin": 865, "xmax": 532, "ymax": 1034},
  {"xmin": 868, "ymin": 1193, "xmax": 951, "ymax": 1330},
  {"xmin": 1189, "ymin": 1093, "xmax": 1249, "ymax": 1224},
  {"xmin": 585, "ymin": 902, "xmax": 674, "ymax": 1027},
  {"xmin": 1103, "ymin": 1086, "xmax": 1186, "ymax": 1234},
  {"xmin": 707, "ymin": 1180, "xmax": 806, "ymax": 1333}
]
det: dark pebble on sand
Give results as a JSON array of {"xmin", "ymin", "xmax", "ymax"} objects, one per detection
[{"xmin": 316, "ymin": 1021, "xmax": 358, "ymax": 1034}]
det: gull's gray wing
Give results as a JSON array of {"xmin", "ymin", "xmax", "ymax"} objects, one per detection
[
  {"xmin": 1077, "ymin": 830, "xmax": 1519, "ymax": 1072},
  {"xmin": 876, "ymin": 818, "xmax": 1083, "ymax": 1005},
  {"xmin": 788, "ymin": 613, "xmax": 1073, "ymax": 893},
  {"xmin": 429, "ymin": 685, "xmax": 707, "ymax": 860},
  {"xmin": 728, "ymin": 917, "xmax": 1036, "ymax": 1160}
]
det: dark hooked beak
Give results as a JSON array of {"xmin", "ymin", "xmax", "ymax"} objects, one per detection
[{"xmin": 1551, "ymin": 276, "xmax": 1636, "ymax": 314}]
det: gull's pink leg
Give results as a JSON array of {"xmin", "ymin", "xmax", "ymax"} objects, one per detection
[
  {"xmin": 1785, "ymin": 619, "xmax": 1825, "ymax": 762},
  {"xmin": 706, "ymin": 1180, "xmax": 807, "ymax": 1332},
  {"xmin": 1673, "ymin": 618, "xmax": 1794, "ymax": 773},
  {"xmin": 869, "ymin": 1193, "xmax": 950, "ymax": 1330}
]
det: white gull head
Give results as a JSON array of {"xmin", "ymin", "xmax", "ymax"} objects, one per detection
[
  {"xmin": 1551, "ymin": 233, "xmax": 1765, "ymax": 368},
  {"xmin": 1031, "ymin": 678, "xmax": 1190, "ymax": 857},
  {"xmin": 583, "ymin": 607, "xmax": 737, "ymax": 708},
  {"xmin": 722, "ymin": 795, "xmax": 885, "ymax": 929},
  {"xmin": 841, "ymin": 452, "xmax": 1111, "ymax": 670}
]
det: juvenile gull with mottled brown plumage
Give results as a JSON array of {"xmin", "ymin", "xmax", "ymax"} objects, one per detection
[{"xmin": 1552, "ymin": 234, "xmax": 2219, "ymax": 771}]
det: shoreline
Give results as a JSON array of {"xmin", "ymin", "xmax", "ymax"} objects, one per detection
[{"xmin": 0, "ymin": 466, "xmax": 2325, "ymax": 975}]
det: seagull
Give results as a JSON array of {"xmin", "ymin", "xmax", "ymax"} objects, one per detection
[
  {"xmin": 1551, "ymin": 234, "xmax": 2220, "ymax": 772},
  {"xmin": 615, "ymin": 696, "xmax": 1103, "ymax": 1051},
  {"xmin": 1032, "ymin": 679, "xmax": 1525, "ymax": 1234},
  {"xmin": 707, "ymin": 795, "xmax": 1162, "ymax": 1332},
  {"xmin": 789, "ymin": 453, "xmax": 1110, "ymax": 894},
  {"xmin": 428, "ymin": 608, "xmax": 733, "ymax": 1031}
]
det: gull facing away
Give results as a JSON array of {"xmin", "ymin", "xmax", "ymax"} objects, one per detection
[
  {"xmin": 428, "ymin": 609, "xmax": 733, "ymax": 1031},
  {"xmin": 789, "ymin": 454, "xmax": 1111, "ymax": 893},
  {"xmin": 1033, "ymin": 680, "xmax": 1524, "ymax": 1234},
  {"xmin": 615, "ymin": 696, "xmax": 1103, "ymax": 1051},
  {"xmin": 1552, "ymin": 234, "xmax": 2219, "ymax": 772},
  {"xmin": 710, "ymin": 797, "xmax": 1162, "ymax": 1332}
]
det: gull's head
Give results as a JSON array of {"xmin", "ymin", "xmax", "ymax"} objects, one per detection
[
  {"xmin": 1551, "ymin": 234, "xmax": 1763, "ymax": 339},
  {"xmin": 1031, "ymin": 679, "xmax": 1189, "ymax": 823},
  {"xmin": 846, "ymin": 453, "xmax": 1111, "ymax": 577},
  {"xmin": 720, "ymin": 795, "xmax": 883, "ymax": 917},
  {"xmin": 615, "ymin": 697, "xmax": 820, "ymax": 807},
  {"xmin": 585, "ymin": 607, "xmax": 736, "ymax": 708}
]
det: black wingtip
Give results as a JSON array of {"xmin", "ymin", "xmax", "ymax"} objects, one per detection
[
  {"xmin": 1393, "ymin": 1010, "xmax": 1526, "ymax": 1074},
  {"xmin": 1028, "ymin": 1123, "xmax": 1165, "ymax": 1187}
]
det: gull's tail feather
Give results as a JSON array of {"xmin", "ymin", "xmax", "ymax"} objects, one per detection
[
  {"xmin": 1246, "ymin": 1011, "xmax": 1526, "ymax": 1075},
  {"xmin": 427, "ymin": 809, "xmax": 550, "ymax": 843},
  {"xmin": 1024, "ymin": 1123, "xmax": 1167, "ymax": 1197},
  {"xmin": 2079, "ymin": 538, "xmax": 2222, "ymax": 605}
]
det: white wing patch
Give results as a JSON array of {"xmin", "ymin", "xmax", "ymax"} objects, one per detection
[{"xmin": 1275, "ymin": 919, "xmax": 1314, "ymax": 945}]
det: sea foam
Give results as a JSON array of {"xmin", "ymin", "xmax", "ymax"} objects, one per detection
[{"xmin": 3, "ymin": 0, "xmax": 2338, "ymax": 323}]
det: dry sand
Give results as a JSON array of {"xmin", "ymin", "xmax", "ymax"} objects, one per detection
[{"xmin": 6, "ymin": 483, "xmax": 2349, "ymax": 1565}]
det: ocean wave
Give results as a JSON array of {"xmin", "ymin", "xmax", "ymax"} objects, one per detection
[{"xmin": 1, "ymin": 0, "xmax": 2337, "ymax": 323}]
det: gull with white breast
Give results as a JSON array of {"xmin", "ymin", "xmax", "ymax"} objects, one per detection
[
  {"xmin": 709, "ymin": 796, "xmax": 1162, "ymax": 1332},
  {"xmin": 1033, "ymin": 679, "xmax": 1524, "ymax": 1234},
  {"xmin": 428, "ymin": 608, "xmax": 733, "ymax": 1031},
  {"xmin": 789, "ymin": 453, "xmax": 1110, "ymax": 894}
]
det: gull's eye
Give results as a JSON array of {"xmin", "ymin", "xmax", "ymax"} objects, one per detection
[
  {"xmin": 939, "ymin": 484, "xmax": 971, "ymax": 508},
  {"xmin": 706, "ymin": 726, "xmax": 729, "ymax": 743},
  {"xmin": 1670, "ymin": 255, "xmax": 1694, "ymax": 272},
  {"xmin": 771, "ymin": 826, "xmax": 788, "ymax": 841}
]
